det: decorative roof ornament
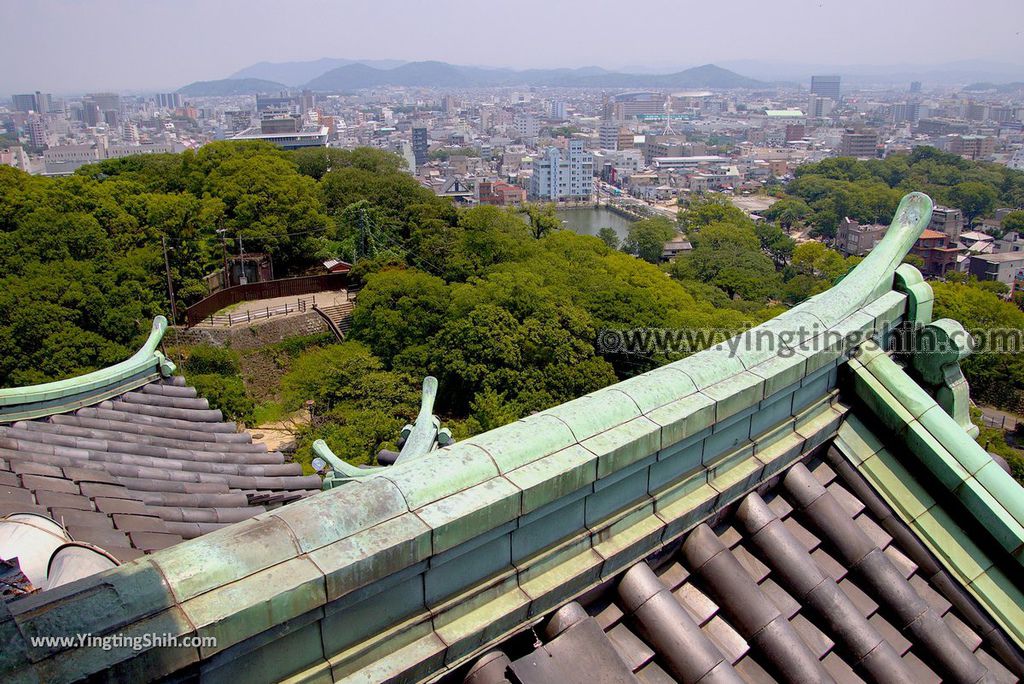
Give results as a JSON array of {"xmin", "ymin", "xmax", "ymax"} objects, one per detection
[{"xmin": 314, "ymin": 376, "xmax": 452, "ymax": 488}]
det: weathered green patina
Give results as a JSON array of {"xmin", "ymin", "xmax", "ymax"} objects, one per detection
[
  {"xmin": 0, "ymin": 316, "xmax": 175, "ymax": 422},
  {"xmin": 2, "ymin": 193, "xmax": 1022, "ymax": 683},
  {"xmin": 314, "ymin": 376, "xmax": 450, "ymax": 487}
]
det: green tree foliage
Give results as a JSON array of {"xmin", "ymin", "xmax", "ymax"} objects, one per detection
[
  {"xmin": 948, "ymin": 181, "xmax": 998, "ymax": 226},
  {"xmin": 282, "ymin": 341, "xmax": 421, "ymax": 468},
  {"xmin": 762, "ymin": 197, "xmax": 811, "ymax": 229},
  {"xmin": 521, "ymin": 204, "xmax": 562, "ymax": 240},
  {"xmin": 932, "ymin": 281, "xmax": 1024, "ymax": 412},
  {"xmin": 623, "ymin": 216, "xmax": 677, "ymax": 263},
  {"xmin": 176, "ymin": 346, "xmax": 254, "ymax": 423},
  {"xmin": 0, "ymin": 167, "xmax": 165, "ymax": 385},
  {"xmin": 10, "ymin": 140, "xmax": 1023, "ymax": 474},
  {"xmin": 292, "ymin": 147, "xmax": 407, "ymax": 180},
  {"xmin": 1001, "ymin": 211, "xmax": 1024, "ymax": 235},
  {"xmin": 756, "ymin": 222, "xmax": 796, "ymax": 269},
  {"xmin": 790, "ymin": 242, "xmax": 851, "ymax": 282},
  {"xmin": 678, "ymin": 194, "xmax": 752, "ymax": 233},
  {"xmin": 349, "ymin": 268, "xmax": 451, "ymax": 367},
  {"xmin": 784, "ymin": 148, "xmax": 1023, "ymax": 236},
  {"xmin": 671, "ymin": 222, "xmax": 782, "ymax": 302},
  {"xmin": 597, "ymin": 227, "xmax": 620, "ymax": 250}
]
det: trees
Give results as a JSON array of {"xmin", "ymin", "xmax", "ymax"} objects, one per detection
[
  {"xmin": 762, "ymin": 197, "xmax": 811, "ymax": 230},
  {"xmin": 948, "ymin": 181, "xmax": 998, "ymax": 226},
  {"xmin": 1001, "ymin": 211, "xmax": 1024, "ymax": 235},
  {"xmin": 755, "ymin": 222, "xmax": 795, "ymax": 269},
  {"xmin": 678, "ymin": 194, "xmax": 752, "ymax": 232},
  {"xmin": 790, "ymin": 242, "xmax": 850, "ymax": 282},
  {"xmin": 597, "ymin": 227, "xmax": 620, "ymax": 250},
  {"xmin": 349, "ymin": 268, "xmax": 451, "ymax": 367},
  {"xmin": 672, "ymin": 222, "xmax": 782, "ymax": 302},
  {"xmin": 782, "ymin": 149, "xmax": 1023, "ymax": 236},
  {"xmin": 623, "ymin": 216, "xmax": 677, "ymax": 263},
  {"xmin": 292, "ymin": 147, "xmax": 407, "ymax": 180},
  {"xmin": 932, "ymin": 281, "xmax": 1024, "ymax": 413},
  {"xmin": 521, "ymin": 204, "xmax": 562, "ymax": 240}
]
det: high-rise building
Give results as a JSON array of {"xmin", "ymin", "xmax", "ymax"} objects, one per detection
[
  {"xmin": 529, "ymin": 139, "xmax": 593, "ymax": 201},
  {"xmin": 34, "ymin": 92, "xmax": 52, "ymax": 115},
  {"xmin": 613, "ymin": 91, "xmax": 665, "ymax": 118},
  {"xmin": 513, "ymin": 114, "xmax": 539, "ymax": 142},
  {"xmin": 599, "ymin": 120, "xmax": 621, "ymax": 150},
  {"xmin": 27, "ymin": 116, "xmax": 47, "ymax": 149},
  {"xmin": 91, "ymin": 92, "xmax": 121, "ymax": 113},
  {"xmin": 225, "ymin": 110, "xmax": 252, "ymax": 134},
  {"xmin": 122, "ymin": 120, "xmax": 139, "ymax": 145},
  {"xmin": 300, "ymin": 90, "xmax": 315, "ymax": 114},
  {"xmin": 810, "ymin": 75, "xmax": 841, "ymax": 102},
  {"xmin": 839, "ymin": 129, "xmax": 878, "ymax": 158},
  {"xmin": 256, "ymin": 94, "xmax": 298, "ymax": 114},
  {"xmin": 892, "ymin": 102, "xmax": 921, "ymax": 125},
  {"xmin": 82, "ymin": 100, "xmax": 102, "ymax": 127},
  {"xmin": 947, "ymin": 134, "xmax": 995, "ymax": 161},
  {"xmin": 808, "ymin": 95, "xmax": 835, "ymax": 118},
  {"xmin": 910, "ymin": 81, "xmax": 922, "ymax": 94},
  {"xmin": 12, "ymin": 94, "xmax": 37, "ymax": 113},
  {"xmin": 412, "ymin": 127, "xmax": 428, "ymax": 167},
  {"xmin": 929, "ymin": 205, "xmax": 963, "ymax": 244},
  {"xmin": 157, "ymin": 93, "xmax": 183, "ymax": 109},
  {"xmin": 390, "ymin": 139, "xmax": 416, "ymax": 173}
]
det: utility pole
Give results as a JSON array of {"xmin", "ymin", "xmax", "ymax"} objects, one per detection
[
  {"xmin": 161, "ymin": 236, "xmax": 177, "ymax": 324},
  {"xmin": 355, "ymin": 207, "xmax": 368, "ymax": 264},
  {"xmin": 217, "ymin": 228, "xmax": 229, "ymax": 288},
  {"xmin": 238, "ymin": 234, "xmax": 247, "ymax": 284}
]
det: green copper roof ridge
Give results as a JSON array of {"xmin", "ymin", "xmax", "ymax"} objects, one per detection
[
  {"xmin": 833, "ymin": 418, "xmax": 1024, "ymax": 649},
  {"xmin": 790, "ymin": 191, "xmax": 933, "ymax": 324},
  {"xmin": 0, "ymin": 316, "xmax": 175, "ymax": 411},
  {"xmin": 848, "ymin": 345, "xmax": 1024, "ymax": 561}
]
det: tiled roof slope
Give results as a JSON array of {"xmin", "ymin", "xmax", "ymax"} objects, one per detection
[
  {"xmin": 2, "ymin": 193, "xmax": 1023, "ymax": 683},
  {"xmin": 0, "ymin": 316, "xmax": 320, "ymax": 573},
  {"xmin": 460, "ymin": 452, "xmax": 1023, "ymax": 684},
  {"xmin": 0, "ymin": 375, "xmax": 320, "ymax": 561}
]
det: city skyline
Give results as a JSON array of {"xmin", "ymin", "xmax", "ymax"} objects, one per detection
[{"xmin": 2, "ymin": 0, "xmax": 1023, "ymax": 93}]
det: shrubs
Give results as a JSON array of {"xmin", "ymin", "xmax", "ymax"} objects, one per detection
[
  {"xmin": 189, "ymin": 373, "xmax": 255, "ymax": 424},
  {"xmin": 182, "ymin": 345, "xmax": 240, "ymax": 376},
  {"xmin": 179, "ymin": 345, "xmax": 253, "ymax": 423}
]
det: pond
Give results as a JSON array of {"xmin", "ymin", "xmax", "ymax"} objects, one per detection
[{"xmin": 554, "ymin": 207, "xmax": 634, "ymax": 241}]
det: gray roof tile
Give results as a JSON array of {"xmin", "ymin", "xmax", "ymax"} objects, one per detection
[{"xmin": 0, "ymin": 376, "xmax": 315, "ymax": 562}]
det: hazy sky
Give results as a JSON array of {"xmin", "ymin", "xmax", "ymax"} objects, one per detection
[{"xmin": 3, "ymin": 0, "xmax": 1022, "ymax": 94}]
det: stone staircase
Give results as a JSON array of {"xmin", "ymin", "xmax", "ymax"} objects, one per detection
[{"xmin": 312, "ymin": 301, "xmax": 354, "ymax": 340}]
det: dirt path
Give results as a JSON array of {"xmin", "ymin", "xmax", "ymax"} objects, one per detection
[
  {"xmin": 249, "ymin": 413, "xmax": 309, "ymax": 453},
  {"xmin": 978, "ymin": 405, "xmax": 1022, "ymax": 432}
]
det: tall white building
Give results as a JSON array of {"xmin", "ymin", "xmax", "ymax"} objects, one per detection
[
  {"xmin": 27, "ymin": 116, "xmax": 47, "ymax": 149},
  {"xmin": 122, "ymin": 120, "xmax": 139, "ymax": 144},
  {"xmin": 599, "ymin": 121, "xmax": 621, "ymax": 151},
  {"xmin": 513, "ymin": 114, "xmax": 539, "ymax": 143},
  {"xmin": 529, "ymin": 140, "xmax": 593, "ymax": 201}
]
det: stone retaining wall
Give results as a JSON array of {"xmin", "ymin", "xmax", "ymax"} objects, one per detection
[{"xmin": 168, "ymin": 311, "xmax": 329, "ymax": 350}]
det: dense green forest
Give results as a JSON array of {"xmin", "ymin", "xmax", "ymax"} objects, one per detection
[
  {"xmin": 764, "ymin": 147, "xmax": 1024, "ymax": 236},
  {"xmin": 1, "ymin": 143, "xmax": 1022, "ymax": 478}
]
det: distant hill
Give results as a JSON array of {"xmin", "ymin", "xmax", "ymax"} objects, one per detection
[
  {"xmin": 304, "ymin": 60, "xmax": 763, "ymax": 91},
  {"xmin": 229, "ymin": 58, "xmax": 408, "ymax": 86},
  {"xmin": 177, "ymin": 78, "xmax": 287, "ymax": 96},
  {"xmin": 718, "ymin": 58, "xmax": 1024, "ymax": 86},
  {"xmin": 963, "ymin": 81, "xmax": 1024, "ymax": 93}
]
